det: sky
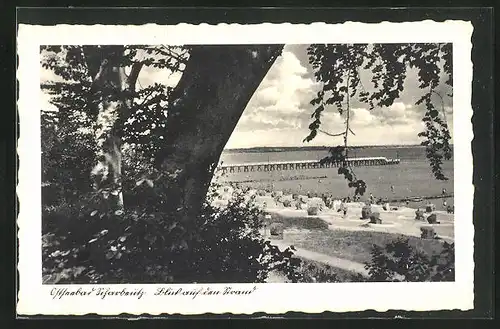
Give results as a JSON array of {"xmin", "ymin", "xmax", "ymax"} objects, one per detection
[
  {"xmin": 41, "ymin": 44, "xmax": 453, "ymax": 149},
  {"xmin": 223, "ymin": 44, "xmax": 453, "ymax": 149}
]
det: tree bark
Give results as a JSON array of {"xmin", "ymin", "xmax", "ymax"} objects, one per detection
[
  {"xmin": 155, "ymin": 45, "xmax": 283, "ymax": 233},
  {"xmin": 87, "ymin": 46, "xmax": 143, "ymax": 211}
]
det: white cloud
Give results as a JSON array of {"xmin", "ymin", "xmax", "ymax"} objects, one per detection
[
  {"xmin": 137, "ymin": 66, "xmax": 182, "ymax": 89},
  {"xmin": 351, "ymin": 108, "xmax": 376, "ymax": 126},
  {"xmin": 233, "ymin": 45, "xmax": 321, "ymax": 133},
  {"xmin": 227, "ymin": 46, "xmax": 454, "ymax": 148},
  {"xmin": 38, "ymin": 44, "xmax": 453, "ymax": 148},
  {"xmin": 228, "ymin": 44, "xmax": 452, "ymax": 148}
]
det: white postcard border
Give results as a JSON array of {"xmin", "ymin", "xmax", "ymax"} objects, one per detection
[{"xmin": 17, "ymin": 21, "xmax": 474, "ymax": 315}]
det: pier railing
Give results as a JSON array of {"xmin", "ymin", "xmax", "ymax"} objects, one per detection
[{"xmin": 220, "ymin": 157, "xmax": 400, "ymax": 173}]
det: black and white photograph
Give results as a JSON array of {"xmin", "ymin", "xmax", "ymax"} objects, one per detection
[{"xmin": 17, "ymin": 21, "xmax": 474, "ymax": 315}]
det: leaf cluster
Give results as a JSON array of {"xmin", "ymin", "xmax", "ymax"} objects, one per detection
[
  {"xmin": 42, "ymin": 162, "xmax": 303, "ymax": 284},
  {"xmin": 365, "ymin": 237, "xmax": 455, "ymax": 282},
  {"xmin": 307, "ymin": 43, "xmax": 453, "ymax": 184}
]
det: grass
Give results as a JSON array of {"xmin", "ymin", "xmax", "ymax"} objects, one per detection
[
  {"xmin": 264, "ymin": 213, "xmax": 450, "ymax": 265},
  {"xmin": 265, "ymin": 212, "xmax": 329, "ymax": 231},
  {"xmin": 283, "ymin": 229, "xmax": 449, "ymax": 264}
]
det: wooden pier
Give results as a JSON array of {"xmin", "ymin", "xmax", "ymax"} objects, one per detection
[{"xmin": 220, "ymin": 157, "xmax": 400, "ymax": 174}]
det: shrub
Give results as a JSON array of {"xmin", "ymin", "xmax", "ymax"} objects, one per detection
[
  {"xmin": 361, "ymin": 205, "xmax": 372, "ymax": 219},
  {"xmin": 446, "ymin": 205, "xmax": 455, "ymax": 214},
  {"xmin": 297, "ymin": 260, "xmax": 339, "ymax": 283},
  {"xmin": 41, "ymin": 112, "xmax": 95, "ymax": 207},
  {"xmin": 42, "ymin": 180, "xmax": 303, "ymax": 284},
  {"xmin": 283, "ymin": 199, "xmax": 292, "ymax": 208},
  {"xmin": 420, "ymin": 226, "xmax": 437, "ymax": 239},
  {"xmin": 365, "ymin": 238, "xmax": 454, "ymax": 282}
]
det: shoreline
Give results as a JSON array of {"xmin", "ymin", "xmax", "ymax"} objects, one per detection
[
  {"xmin": 213, "ymin": 183, "xmax": 455, "ymax": 242},
  {"xmin": 218, "ymin": 179, "xmax": 453, "ymax": 211}
]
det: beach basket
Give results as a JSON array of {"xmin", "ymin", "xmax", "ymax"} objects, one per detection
[
  {"xmin": 425, "ymin": 203, "xmax": 436, "ymax": 213},
  {"xmin": 369, "ymin": 212, "xmax": 382, "ymax": 224},
  {"xmin": 426, "ymin": 213, "xmax": 439, "ymax": 224},
  {"xmin": 307, "ymin": 206, "xmax": 319, "ymax": 216},
  {"xmin": 420, "ymin": 226, "xmax": 437, "ymax": 239},
  {"xmin": 269, "ymin": 223, "xmax": 284, "ymax": 239},
  {"xmin": 415, "ymin": 209, "xmax": 425, "ymax": 221},
  {"xmin": 361, "ymin": 205, "xmax": 372, "ymax": 219}
]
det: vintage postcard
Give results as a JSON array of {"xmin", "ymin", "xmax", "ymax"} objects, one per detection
[{"xmin": 17, "ymin": 21, "xmax": 474, "ymax": 315}]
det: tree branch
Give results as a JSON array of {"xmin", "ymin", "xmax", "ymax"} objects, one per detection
[
  {"xmin": 344, "ymin": 72, "xmax": 351, "ymax": 160},
  {"xmin": 127, "ymin": 62, "xmax": 144, "ymax": 91},
  {"xmin": 431, "ymin": 90, "xmax": 448, "ymax": 125},
  {"xmin": 318, "ymin": 129, "xmax": 345, "ymax": 137},
  {"xmin": 147, "ymin": 45, "xmax": 189, "ymax": 65}
]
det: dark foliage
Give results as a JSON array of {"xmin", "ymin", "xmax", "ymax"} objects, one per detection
[
  {"xmin": 41, "ymin": 110, "xmax": 95, "ymax": 206},
  {"xmin": 306, "ymin": 43, "xmax": 453, "ymax": 193},
  {"xmin": 40, "ymin": 44, "xmax": 455, "ymax": 285},
  {"xmin": 319, "ymin": 146, "xmax": 367, "ymax": 195},
  {"xmin": 42, "ymin": 182, "xmax": 303, "ymax": 284},
  {"xmin": 365, "ymin": 237, "xmax": 454, "ymax": 282}
]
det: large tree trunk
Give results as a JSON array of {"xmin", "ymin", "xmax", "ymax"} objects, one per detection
[
  {"xmin": 85, "ymin": 46, "xmax": 142, "ymax": 211},
  {"xmin": 155, "ymin": 45, "xmax": 283, "ymax": 234}
]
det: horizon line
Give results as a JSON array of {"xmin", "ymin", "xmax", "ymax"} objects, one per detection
[{"xmin": 223, "ymin": 143, "xmax": 437, "ymax": 150}]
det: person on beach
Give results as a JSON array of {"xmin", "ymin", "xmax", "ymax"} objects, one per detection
[
  {"xmin": 337, "ymin": 198, "xmax": 344, "ymax": 212},
  {"xmin": 443, "ymin": 199, "xmax": 447, "ymax": 208},
  {"xmin": 390, "ymin": 185, "xmax": 395, "ymax": 194},
  {"xmin": 442, "ymin": 188, "xmax": 447, "ymax": 195},
  {"xmin": 369, "ymin": 193, "xmax": 374, "ymax": 204}
]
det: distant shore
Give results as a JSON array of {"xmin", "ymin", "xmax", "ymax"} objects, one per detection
[{"xmin": 223, "ymin": 144, "xmax": 426, "ymax": 154}]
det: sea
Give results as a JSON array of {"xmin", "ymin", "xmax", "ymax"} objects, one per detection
[{"xmin": 219, "ymin": 145, "xmax": 454, "ymax": 211}]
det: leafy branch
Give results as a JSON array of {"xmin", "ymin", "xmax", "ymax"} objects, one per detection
[{"xmin": 306, "ymin": 43, "xmax": 453, "ymax": 193}]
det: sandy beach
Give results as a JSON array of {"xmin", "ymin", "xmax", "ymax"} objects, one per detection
[
  {"xmin": 212, "ymin": 184, "xmax": 454, "ymax": 282},
  {"xmin": 212, "ymin": 184, "xmax": 454, "ymax": 241}
]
